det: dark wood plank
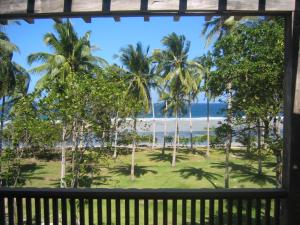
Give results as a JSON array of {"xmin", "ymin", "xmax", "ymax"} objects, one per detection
[
  {"xmin": 97, "ymin": 198, "xmax": 102, "ymax": 225},
  {"xmin": 63, "ymin": 0, "xmax": 72, "ymax": 12},
  {"xmin": 102, "ymin": 0, "xmax": 111, "ymax": 12},
  {"xmin": 70, "ymin": 198, "xmax": 76, "ymax": 225},
  {"xmin": 172, "ymin": 199, "xmax": 177, "ymax": 225},
  {"xmin": 153, "ymin": 199, "xmax": 158, "ymax": 225},
  {"xmin": 259, "ymin": 0, "xmax": 265, "ymax": 11},
  {"xmin": 35, "ymin": 198, "xmax": 41, "ymax": 225},
  {"xmin": 191, "ymin": 199, "xmax": 196, "ymax": 225},
  {"xmin": 27, "ymin": 0, "xmax": 35, "ymax": 13},
  {"xmin": 106, "ymin": 198, "xmax": 111, "ymax": 225},
  {"xmin": 125, "ymin": 199, "xmax": 130, "ymax": 225},
  {"xmin": 140, "ymin": 0, "xmax": 148, "ymax": 11},
  {"xmin": 237, "ymin": 199, "xmax": 242, "ymax": 225},
  {"xmin": 218, "ymin": 199, "xmax": 223, "ymax": 225},
  {"xmin": 135, "ymin": 199, "xmax": 139, "ymax": 225},
  {"xmin": 144, "ymin": 199, "xmax": 149, "ymax": 225},
  {"xmin": 209, "ymin": 199, "xmax": 214, "ymax": 225},
  {"xmin": 246, "ymin": 199, "xmax": 252, "ymax": 225},
  {"xmin": 89, "ymin": 198, "xmax": 94, "ymax": 225},
  {"xmin": 218, "ymin": 0, "xmax": 227, "ymax": 11},
  {"xmin": 43, "ymin": 198, "xmax": 50, "ymax": 225},
  {"xmin": 116, "ymin": 199, "xmax": 121, "ymax": 225},
  {"xmin": 80, "ymin": 198, "xmax": 85, "ymax": 225},
  {"xmin": 256, "ymin": 199, "xmax": 261, "ymax": 225},
  {"xmin": 26, "ymin": 198, "xmax": 32, "ymax": 225},
  {"xmin": 265, "ymin": 199, "xmax": 271, "ymax": 225},
  {"xmin": 227, "ymin": 199, "xmax": 233, "ymax": 225},
  {"xmin": 61, "ymin": 198, "xmax": 67, "ymax": 225},
  {"xmin": 182, "ymin": 199, "xmax": 186, "ymax": 225},
  {"xmin": 200, "ymin": 199, "xmax": 205, "ymax": 225},
  {"xmin": 8, "ymin": 197, "xmax": 14, "ymax": 225},
  {"xmin": 163, "ymin": 199, "xmax": 167, "ymax": 225},
  {"xmin": 52, "ymin": 198, "xmax": 58, "ymax": 225},
  {"xmin": 274, "ymin": 198, "xmax": 280, "ymax": 225},
  {"xmin": 0, "ymin": 197, "xmax": 5, "ymax": 225},
  {"xmin": 16, "ymin": 197, "xmax": 23, "ymax": 225}
]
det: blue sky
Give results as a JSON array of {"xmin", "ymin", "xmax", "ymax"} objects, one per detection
[{"xmin": 5, "ymin": 16, "xmax": 210, "ymax": 102}]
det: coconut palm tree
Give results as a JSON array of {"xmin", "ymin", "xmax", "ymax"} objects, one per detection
[
  {"xmin": 153, "ymin": 33, "xmax": 193, "ymax": 166},
  {"xmin": 119, "ymin": 42, "xmax": 154, "ymax": 180},
  {"xmin": 28, "ymin": 20, "xmax": 105, "ymax": 188}
]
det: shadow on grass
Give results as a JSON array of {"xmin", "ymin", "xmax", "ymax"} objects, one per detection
[
  {"xmin": 148, "ymin": 152, "xmax": 188, "ymax": 164},
  {"xmin": 174, "ymin": 167, "xmax": 222, "ymax": 188},
  {"xmin": 110, "ymin": 165, "xmax": 157, "ymax": 178},
  {"xmin": 21, "ymin": 163, "xmax": 47, "ymax": 180},
  {"xmin": 211, "ymin": 162, "xmax": 276, "ymax": 187}
]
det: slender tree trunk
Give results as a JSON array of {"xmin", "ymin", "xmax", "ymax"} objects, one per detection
[
  {"xmin": 71, "ymin": 122, "xmax": 79, "ymax": 188},
  {"xmin": 0, "ymin": 96, "xmax": 6, "ymax": 152},
  {"xmin": 257, "ymin": 120, "xmax": 262, "ymax": 176},
  {"xmin": 152, "ymin": 100, "xmax": 156, "ymax": 150},
  {"xmin": 163, "ymin": 102, "xmax": 168, "ymax": 155},
  {"xmin": 60, "ymin": 125, "xmax": 67, "ymax": 188},
  {"xmin": 113, "ymin": 113, "xmax": 119, "ymax": 159},
  {"xmin": 247, "ymin": 122, "xmax": 251, "ymax": 154},
  {"xmin": 225, "ymin": 83, "xmax": 232, "ymax": 188},
  {"xmin": 131, "ymin": 118, "xmax": 137, "ymax": 181},
  {"xmin": 189, "ymin": 98, "xmax": 194, "ymax": 153},
  {"xmin": 206, "ymin": 96, "xmax": 210, "ymax": 157},
  {"xmin": 172, "ymin": 110, "xmax": 178, "ymax": 167}
]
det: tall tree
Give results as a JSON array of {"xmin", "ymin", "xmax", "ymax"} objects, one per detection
[{"xmin": 119, "ymin": 42, "xmax": 154, "ymax": 180}]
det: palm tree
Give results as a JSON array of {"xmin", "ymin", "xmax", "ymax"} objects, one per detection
[
  {"xmin": 119, "ymin": 42, "xmax": 154, "ymax": 180},
  {"xmin": 153, "ymin": 33, "xmax": 192, "ymax": 167},
  {"xmin": 28, "ymin": 20, "xmax": 104, "ymax": 188}
]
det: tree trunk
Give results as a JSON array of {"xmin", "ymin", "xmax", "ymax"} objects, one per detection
[
  {"xmin": 225, "ymin": 83, "xmax": 232, "ymax": 188},
  {"xmin": 246, "ymin": 122, "xmax": 251, "ymax": 154},
  {"xmin": 113, "ymin": 113, "xmax": 119, "ymax": 159},
  {"xmin": 152, "ymin": 100, "xmax": 156, "ymax": 150},
  {"xmin": 189, "ymin": 98, "xmax": 194, "ymax": 153},
  {"xmin": 172, "ymin": 110, "xmax": 178, "ymax": 167},
  {"xmin": 131, "ymin": 118, "xmax": 137, "ymax": 181},
  {"xmin": 257, "ymin": 120, "xmax": 262, "ymax": 176},
  {"xmin": 71, "ymin": 122, "xmax": 79, "ymax": 188},
  {"xmin": 0, "ymin": 96, "xmax": 6, "ymax": 152},
  {"xmin": 163, "ymin": 102, "xmax": 168, "ymax": 155},
  {"xmin": 206, "ymin": 96, "xmax": 210, "ymax": 157},
  {"xmin": 60, "ymin": 125, "xmax": 67, "ymax": 188}
]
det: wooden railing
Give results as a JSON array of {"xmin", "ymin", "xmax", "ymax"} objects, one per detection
[{"xmin": 0, "ymin": 188, "xmax": 287, "ymax": 225}]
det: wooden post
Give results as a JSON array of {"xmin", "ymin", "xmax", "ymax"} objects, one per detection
[{"xmin": 282, "ymin": 1, "xmax": 300, "ymax": 224}]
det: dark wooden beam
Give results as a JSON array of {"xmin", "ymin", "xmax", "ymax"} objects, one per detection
[
  {"xmin": 53, "ymin": 18, "xmax": 62, "ymax": 23},
  {"xmin": 64, "ymin": 0, "xmax": 72, "ymax": 13},
  {"xmin": 218, "ymin": 0, "xmax": 227, "ymax": 12},
  {"xmin": 102, "ymin": 0, "xmax": 111, "ymax": 13},
  {"xmin": 179, "ymin": 0, "xmax": 187, "ymax": 13},
  {"xmin": 24, "ymin": 18, "xmax": 34, "ymax": 24},
  {"xmin": 259, "ymin": 0, "xmax": 266, "ymax": 12},
  {"xmin": 173, "ymin": 15, "xmax": 180, "ymax": 22},
  {"xmin": 140, "ymin": 0, "xmax": 148, "ymax": 11},
  {"xmin": 82, "ymin": 17, "xmax": 91, "ymax": 23},
  {"xmin": 143, "ymin": 16, "xmax": 150, "ymax": 22},
  {"xmin": 27, "ymin": 0, "xmax": 35, "ymax": 14},
  {"xmin": 113, "ymin": 16, "xmax": 120, "ymax": 22},
  {"xmin": 205, "ymin": 15, "xmax": 213, "ymax": 21}
]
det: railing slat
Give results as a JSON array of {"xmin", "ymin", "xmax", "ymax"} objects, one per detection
[
  {"xmin": 89, "ymin": 198, "xmax": 94, "ymax": 225},
  {"xmin": 116, "ymin": 198, "xmax": 121, "ymax": 225},
  {"xmin": 227, "ymin": 199, "xmax": 233, "ymax": 225},
  {"xmin": 70, "ymin": 198, "xmax": 76, "ymax": 225},
  {"xmin": 125, "ymin": 198, "xmax": 130, "ymax": 225},
  {"xmin": 0, "ymin": 197, "xmax": 5, "ymax": 225},
  {"xmin": 35, "ymin": 198, "xmax": 41, "ymax": 225},
  {"xmin": 135, "ymin": 199, "xmax": 139, "ymax": 225},
  {"xmin": 61, "ymin": 198, "xmax": 67, "ymax": 225},
  {"xmin": 246, "ymin": 199, "xmax": 252, "ymax": 225},
  {"xmin": 80, "ymin": 198, "xmax": 85, "ymax": 225},
  {"xmin": 182, "ymin": 199, "xmax": 186, "ymax": 225},
  {"xmin": 153, "ymin": 199, "xmax": 158, "ymax": 225},
  {"xmin": 265, "ymin": 199, "xmax": 271, "ymax": 225},
  {"xmin": 256, "ymin": 199, "xmax": 261, "ymax": 225},
  {"xmin": 16, "ymin": 197, "xmax": 23, "ymax": 225},
  {"xmin": 44, "ymin": 198, "xmax": 50, "ymax": 225},
  {"xmin": 237, "ymin": 199, "xmax": 242, "ymax": 225},
  {"xmin": 26, "ymin": 198, "xmax": 32, "ymax": 225},
  {"xmin": 209, "ymin": 199, "xmax": 214, "ymax": 225},
  {"xmin": 144, "ymin": 199, "xmax": 149, "ymax": 225},
  {"xmin": 274, "ymin": 198, "xmax": 281, "ymax": 225},
  {"xmin": 218, "ymin": 199, "xmax": 223, "ymax": 225},
  {"xmin": 52, "ymin": 198, "xmax": 58, "ymax": 225},
  {"xmin": 8, "ymin": 197, "xmax": 14, "ymax": 225},
  {"xmin": 163, "ymin": 199, "xmax": 168, "ymax": 225},
  {"xmin": 191, "ymin": 199, "xmax": 196, "ymax": 225},
  {"xmin": 107, "ymin": 198, "xmax": 111, "ymax": 225},
  {"xmin": 200, "ymin": 199, "xmax": 205, "ymax": 225},
  {"xmin": 172, "ymin": 199, "xmax": 177, "ymax": 225}
]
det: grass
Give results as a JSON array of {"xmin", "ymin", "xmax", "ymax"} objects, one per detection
[{"xmin": 21, "ymin": 147, "xmax": 277, "ymax": 189}]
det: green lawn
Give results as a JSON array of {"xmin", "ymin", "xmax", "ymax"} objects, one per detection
[{"xmin": 21, "ymin": 148, "xmax": 277, "ymax": 189}]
